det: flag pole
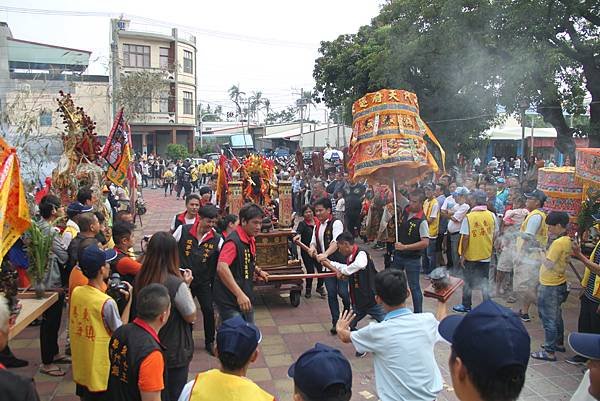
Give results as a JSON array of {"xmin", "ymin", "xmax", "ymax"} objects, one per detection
[{"xmin": 392, "ymin": 177, "xmax": 399, "ymax": 243}]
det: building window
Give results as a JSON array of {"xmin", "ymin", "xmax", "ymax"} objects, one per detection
[
  {"xmin": 40, "ymin": 110, "xmax": 52, "ymax": 126},
  {"xmin": 159, "ymin": 47, "xmax": 170, "ymax": 69},
  {"xmin": 183, "ymin": 91, "xmax": 193, "ymax": 115},
  {"xmin": 159, "ymin": 91, "xmax": 170, "ymax": 113},
  {"xmin": 123, "ymin": 44, "xmax": 150, "ymax": 68},
  {"xmin": 183, "ymin": 50, "xmax": 193, "ymax": 74}
]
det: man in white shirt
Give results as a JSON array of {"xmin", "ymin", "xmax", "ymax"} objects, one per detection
[
  {"xmin": 336, "ymin": 269, "xmax": 446, "ymax": 401},
  {"xmin": 310, "ymin": 197, "xmax": 350, "ymax": 334},
  {"xmin": 441, "ymin": 187, "xmax": 471, "ymax": 273}
]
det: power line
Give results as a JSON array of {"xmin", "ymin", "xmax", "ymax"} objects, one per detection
[{"xmin": 0, "ymin": 5, "xmax": 318, "ymax": 49}]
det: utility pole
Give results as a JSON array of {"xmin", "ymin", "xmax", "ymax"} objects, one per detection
[
  {"xmin": 326, "ymin": 109, "xmax": 330, "ymax": 146},
  {"xmin": 519, "ymin": 100, "xmax": 529, "ymax": 183},
  {"xmin": 336, "ymin": 107, "xmax": 341, "ymax": 148},
  {"xmin": 110, "ymin": 18, "xmax": 120, "ymax": 119},
  {"xmin": 247, "ymin": 97, "xmax": 251, "ymax": 151},
  {"xmin": 299, "ymin": 87, "xmax": 304, "ymax": 150}
]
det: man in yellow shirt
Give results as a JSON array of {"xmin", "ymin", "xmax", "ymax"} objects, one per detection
[
  {"xmin": 422, "ymin": 184, "xmax": 440, "ymax": 274},
  {"xmin": 453, "ymin": 190, "xmax": 498, "ymax": 313},
  {"xmin": 178, "ymin": 316, "xmax": 274, "ymax": 401},
  {"xmin": 531, "ymin": 212, "xmax": 571, "ymax": 362}
]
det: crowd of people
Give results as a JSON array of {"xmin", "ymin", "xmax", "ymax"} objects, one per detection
[{"xmin": 3, "ymin": 149, "xmax": 600, "ymax": 401}]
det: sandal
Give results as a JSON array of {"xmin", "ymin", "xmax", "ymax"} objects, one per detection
[
  {"xmin": 542, "ymin": 344, "xmax": 566, "ymax": 353},
  {"xmin": 40, "ymin": 366, "xmax": 66, "ymax": 377},
  {"xmin": 531, "ymin": 350, "xmax": 557, "ymax": 361},
  {"xmin": 52, "ymin": 355, "xmax": 71, "ymax": 364}
]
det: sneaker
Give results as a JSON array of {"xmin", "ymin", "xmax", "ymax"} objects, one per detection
[
  {"xmin": 566, "ymin": 355, "xmax": 587, "ymax": 366},
  {"xmin": 330, "ymin": 326, "xmax": 337, "ymax": 335},
  {"xmin": 519, "ymin": 311, "xmax": 531, "ymax": 322},
  {"xmin": 355, "ymin": 351, "xmax": 367, "ymax": 358},
  {"xmin": 316, "ymin": 286, "xmax": 326, "ymax": 298},
  {"xmin": 452, "ymin": 304, "xmax": 471, "ymax": 313},
  {"xmin": 305, "ymin": 291, "xmax": 312, "ymax": 299},
  {"xmin": 205, "ymin": 342, "xmax": 215, "ymax": 356}
]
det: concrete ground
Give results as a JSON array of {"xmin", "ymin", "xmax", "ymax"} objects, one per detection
[{"xmin": 10, "ymin": 186, "xmax": 587, "ymax": 401}]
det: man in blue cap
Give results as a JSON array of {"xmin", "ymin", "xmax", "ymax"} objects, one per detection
[
  {"xmin": 178, "ymin": 316, "xmax": 274, "ymax": 401},
  {"xmin": 438, "ymin": 300, "xmax": 530, "ymax": 401},
  {"xmin": 288, "ymin": 343, "xmax": 352, "ymax": 401},
  {"xmin": 568, "ymin": 332, "xmax": 600, "ymax": 400}
]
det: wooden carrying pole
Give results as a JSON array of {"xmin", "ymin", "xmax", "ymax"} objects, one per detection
[{"xmin": 267, "ymin": 272, "xmax": 337, "ymax": 281}]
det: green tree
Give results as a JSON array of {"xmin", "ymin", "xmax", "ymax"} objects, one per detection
[
  {"xmin": 313, "ymin": 0, "xmax": 504, "ymax": 162},
  {"xmin": 166, "ymin": 143, "xmax": 189, "ymax": 161},
  {"xmin": 197, "ymin": 104, "xmax": 223, "ymax": 122},
  {"xmin": 228, "ymin": 84, "xmax": 245, "ymax": 118},
  {"xmin": 494, "ymin": 0, "xmax": 599, "ymax": 154},
  {"xmin": 266, "ymin": 106, "xmax": 298, "ymax": 124}
]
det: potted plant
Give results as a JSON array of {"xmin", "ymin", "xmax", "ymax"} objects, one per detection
[{"xmin": 26, "ymin": 220, "xmax": 55, "ymax": 298}]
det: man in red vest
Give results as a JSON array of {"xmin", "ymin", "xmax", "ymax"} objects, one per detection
[{"xmin": 170, "ymin": 194, "xmax": 201, "ymax": 234}]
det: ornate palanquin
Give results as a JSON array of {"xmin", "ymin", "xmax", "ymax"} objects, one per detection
[
  {"xmin": 576, "ymin": 148, "xmax": 600, "ymax": 191},
  {"xmin": 254, "ymin": 230, "xmax": 303, "ymax": 307},
  {"xmin": 538, "ymin": 166, "xmax": 582, "ymax": 222}
]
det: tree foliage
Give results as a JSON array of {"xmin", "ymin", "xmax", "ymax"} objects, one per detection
[
  {"xmin": 313, "ymin": 0, "xmax": 599, "ymax": 161},
  {"xmin": 114, "ymin": 70, "xmax": 168, "ymax": 121},
  {"xmin": 166, "ymin": 143, "xmax": 189, "ymax": 161}
]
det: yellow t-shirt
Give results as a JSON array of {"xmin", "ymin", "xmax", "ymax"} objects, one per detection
[{"xmin": 539, "ymin": 235, "xmax": 571, "ymax": 286}]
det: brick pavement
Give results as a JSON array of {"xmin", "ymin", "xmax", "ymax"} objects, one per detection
[{"xmin": 8, "ymin": 187, "xmax": 587, "ymax": 401}]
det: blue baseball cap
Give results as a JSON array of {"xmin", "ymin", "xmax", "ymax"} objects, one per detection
[
  {"xmin": 217, "ymin": 316, "xmax": 262, "ymax": 362},
  {"xmin": 438, "ymin": 300, "xmax": 530, "ymax": 375},
  {"xmin": 67, "ymin": 202, "xmax": 93, "ymax": 214},
  {"xmin": 453, "ymin": 187, "xmax": 470, "ymax": 197},
  {"xmin": 288, "ymin": 343, "xmax": 352, "ymax": 399},
  {"xmin": 569, "ymin": 333, "xmax": 600, "ymax": 360},
  {"xmin": 79, "ymin": 245, "xmax": 117, "ymax": 277}
]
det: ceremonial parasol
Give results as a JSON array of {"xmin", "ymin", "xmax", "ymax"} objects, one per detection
[{"xmin": 348, "ymin": 89, "xmax": 445, "ymax": 241}]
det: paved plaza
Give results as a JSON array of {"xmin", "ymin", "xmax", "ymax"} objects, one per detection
[{"xmin": 11, "ymin": 187, "xmax": 589, "ymax": 401}]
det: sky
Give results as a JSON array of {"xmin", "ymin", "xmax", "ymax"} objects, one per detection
[{"xmin": 0, "ymin": 1, "xmax": 383, "ymax": 121}]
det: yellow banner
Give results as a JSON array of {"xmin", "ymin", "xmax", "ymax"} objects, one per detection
[
  {"xmin": 0, "ymin": 137, "xmax": 31, "ymax": 259},
  {"xmin": 106, "ymin": 143, "xmax": 132, "ymax": 187}
]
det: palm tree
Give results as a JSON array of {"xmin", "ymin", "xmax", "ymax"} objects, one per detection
[
  {"xmin": 263, "ymin": 98, "xmax": 271, "ymax": 125},
  {"xmin": 249, "ymin": 91, "xmax": 263, "ymax": 122},
  {"xmin": 228, "ymin": 84, "xmax": 245, "ymax": 119},
  {"xmin": 301, "ymin": 90, "xmax": 316, "ymax": 121}
]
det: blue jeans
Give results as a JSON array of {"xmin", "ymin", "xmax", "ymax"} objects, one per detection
[
  {"xmin": 462, "ymin": 261, "xmax": 490, "ymax": 308},
  {"xmin": 538, "ymin": 283, "xmax": 568, "ymax": 352},
  {"xmin": 449, "ymin": 233, "xmax": 461, "ymax": 271},
  {"xmin": 422, "ymin": 238, "xmax": 437, "ymax": 274},
  {"xmin": 324, "ymin": 277, "xmax": 350, "ymax": 324},
  {"xmin": 351, "ymin": 303, "xmax": 386, "ymax": 329},
  {"xmin": 217, "ymin": 304, "xmax": 255, "ymax": 324},
  {"xmin": 391, "ymin": 253, "xmax": 423, "ymax": 313}
]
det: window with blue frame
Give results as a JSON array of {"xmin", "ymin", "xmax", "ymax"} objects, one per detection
[{"xmin": 40, "ymin": 110, "xmax": 52, "ymax": 127}]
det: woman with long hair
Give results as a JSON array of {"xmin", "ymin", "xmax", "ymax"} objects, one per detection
[{"xmin": 134, "ymin": 231, "xmax": 196, "ymax": 401}]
